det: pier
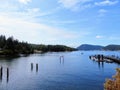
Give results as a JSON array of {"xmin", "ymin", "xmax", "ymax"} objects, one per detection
[
  {"xmin": 89, "ymin": 54, "xmax": 120, "ymax": 64},
  {"xmin": 104, "ymin": 56, "xmax": 120, "ymax": 63}
]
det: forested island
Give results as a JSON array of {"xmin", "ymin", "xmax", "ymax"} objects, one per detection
[
  {"xmin": 103, "ymin": 45, "xmax": 120, "ymax": 51},
  {"xmin": 32, "ymin": 44, "xmax": 76, "ymax": 52},
  {"xmin": 77, "ymin": 44, "xmax": 120, "ymax": 51},
  {"xmin": 0, "ymin": 35, "xmax": 75, "ymax": 56}
]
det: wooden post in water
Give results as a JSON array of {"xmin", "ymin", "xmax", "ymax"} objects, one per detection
[
  {"xmin": 0, "ymin": 67, "xmax": 3, "ymax": 77},
  {"xmin": 101, "ymin": 55, "xmax": 104, "ymax": 61},
  {"xmin": 7, "ymin": 68, "xmax": 9, "ymax": 83},
  {"xmin": 89, "ymin": 56, "xmax": 91, "ymax": 59},
  {"xmin": 36, "ymin": 63, "xmax": 38, "ymax": 72},
  {"xmin": 0, "ymin": 67, "xmax": 3, "ymax": 81},
  {"xmin": 60, "ymin": 56, "xmax": 64, "ymax": 64},
  {"xmin": 98, "ymin": 55, "xmax": 100, "ymax": 62},
  {"xmin": 31, "ymin": 63, "xmax": 33, "ymax": 71}
]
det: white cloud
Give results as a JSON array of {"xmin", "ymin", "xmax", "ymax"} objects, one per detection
[
  {"xmin": 0, "ymin": 7, "xmax": 56, "ymax": 23},
  {"xmin": 0, "ymin": 15, "xmax": 87, "ymax": 45},
  {"xmin": 0, "ymin": 0, "xmax": 90, "ymax": 46},
  {"xmin": 58, "ymin": 0, "xmax": 92, "ymax": 11},
  {"xmin": 58, "ymin": 0, "xmax": 80, "ymax": 9},
  {"xmin": 96, "ymin": 35, "xmax": 103, "ymax": 39},
  {"xmin": 95, "ymin": 0, "xmax": 118, "ymax": 6},
  {"xmin": 0, "ymin": 1, "xmax": 19, "ymax": 12},
  {"xmin": 18, "ymin": 0, "xmax": 32, "ymax": 4},
  {"xmin": 98, "ymin": 9, "xmax": 107, "ymax": 13},
  {"xmin": 98, "ymin": 9, "xmax": 107, "ymax": 17},
  {"xmin": 27, "ymin": 8, "xmax": 39, "ymax": 12}
]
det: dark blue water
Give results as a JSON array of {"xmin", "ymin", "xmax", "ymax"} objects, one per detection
[{"xmin": 0, "ymin": 51, "xmax": 120, "ymax": 90}]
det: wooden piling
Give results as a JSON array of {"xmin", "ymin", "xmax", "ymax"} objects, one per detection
[
  {"xmin": 0, "ymin": 67, "xmax": 3, "ymax": 81},
  {"xmin": 36, "ymin": 63, "xmax": 38, "ymax": 72},
  {"xmin": 101, "ymin": 55, "xmax": 104, "ymax": 61},
  {"xmin": 7, "ymin": 68, "xmax": 9, "ymax": 77},
  {"xmin": 7, "ymin": 68, "xmax": 9, "ymax": 83},
  {"xmin": 0, "ymin": 67, "xmax": 3, "ymax": 77},
  {"xmin": 60, "ymin": 56, "xmax": 64, "ymax": 64},
  {"xmin": 31, "ymin": 63, "xmax": 33, "ymax": 71},
  {"xmin": 60, "ymin": 56, "xmax": 64, "ymax": 60},
  {"xmin": 98, "ymin": 55, "xmax": 101, "ymax": 61}
]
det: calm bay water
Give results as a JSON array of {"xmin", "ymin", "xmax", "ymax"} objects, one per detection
[{"xmin": 0, "ymin": 51, "xmax": 120, "ymax": 90}]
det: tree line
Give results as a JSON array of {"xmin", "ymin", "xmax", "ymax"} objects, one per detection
[
  {"xmin": 0, "ymin": 35, "xmax": 75, "ymax": 55},
  {"xmin": 0, "ymin": 35, "xmax": 33, "ymax": 55},
  {"xmin": 32, "ymin": 44, "xmax": 76, "ymax": 52}
]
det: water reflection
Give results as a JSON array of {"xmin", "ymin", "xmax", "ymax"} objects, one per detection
[{"xmin": 98, "ymin": 61, "xmax": 104, "ymax": 69}]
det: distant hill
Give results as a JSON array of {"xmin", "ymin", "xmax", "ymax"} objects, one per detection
[
  {"xmin": 77, "ymin": 44, "xmax": 104, "ymax": 50},
  {"xmin": 103, "ymin": 44, "xmax": 120, "ymax": 51}
]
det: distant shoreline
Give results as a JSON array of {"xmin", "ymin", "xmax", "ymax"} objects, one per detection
[
  {"xmin": 0, "ymin": 35, "xmax": 76, "ymax": 58},
  {"xmin": 0, "ymin": 50, "xmax": 75, "ymax": 58}
]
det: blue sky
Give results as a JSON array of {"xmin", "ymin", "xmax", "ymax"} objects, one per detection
[{"xmin": 0, "ymin": 0, "xmax": 120, "ymax": 47}]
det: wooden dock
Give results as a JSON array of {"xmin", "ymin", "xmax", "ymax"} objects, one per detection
[
  {"xmin": 104, "ymin": 56, "xmax": 120, "ymax": 64},
  {"xmin": 89, "ymin": 54, "xmax": 120, "ymax": 64}
]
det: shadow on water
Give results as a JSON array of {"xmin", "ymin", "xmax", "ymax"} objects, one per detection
[
  {"xmin": 0, "ymin": 56, "xmax": 19, "ymax": 61},
  {"xmin": 0, "ymin": 54, "xmax": 31, "ymax": 61}
]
